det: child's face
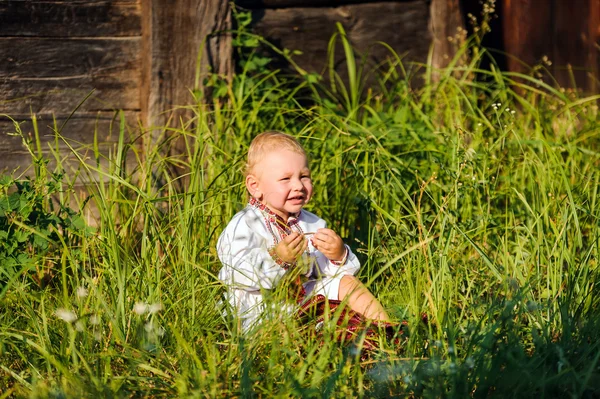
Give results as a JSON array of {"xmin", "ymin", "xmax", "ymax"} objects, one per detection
[{"xmin": 249, "ymin": 149, "xmax": 313, "ymax": 219}]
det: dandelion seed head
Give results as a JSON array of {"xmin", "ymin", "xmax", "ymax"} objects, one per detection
[
  {"xmin": 144, "ymin": 321, "xmax": 154, "ymax": 333},
  {"xmin": 76, "ymin": 286, "xmax": 88, "ymax": 298},
  {"xmin": 148, "ymin": 303, "xmax": 163, "ymax": 314},
  {"xmin": 75, "ymin": 321, "xmax": 85, "ymax": 332},
  {"xmin": 55, "ymin": 308, "xmax": 77, "ymax": 323},
  {"xmin": 133, "ymin": 302, "xmax": 148, "ymax": 315},
  {"xmin": 90, "ymin": 314, "xmax": 101, "ymax": 325}
]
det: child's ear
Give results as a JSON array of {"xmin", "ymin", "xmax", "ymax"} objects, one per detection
[{"xmin": 245, "ymin": 174, "xmax": 261, "ymax": 199}]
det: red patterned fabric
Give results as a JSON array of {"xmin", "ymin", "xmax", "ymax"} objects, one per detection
[{"xmin": 295, "ymin": 294, "xmax": 408, "ymax": 354}]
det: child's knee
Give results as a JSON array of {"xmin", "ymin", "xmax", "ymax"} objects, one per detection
[{"xmin": 338, "ymin": 275, "xmax": 364, "ymax": 300}]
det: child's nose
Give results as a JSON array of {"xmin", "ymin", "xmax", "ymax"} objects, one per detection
[{"xmin": 292, "ymin": 178, "xmax": 304, "ymax": 190}]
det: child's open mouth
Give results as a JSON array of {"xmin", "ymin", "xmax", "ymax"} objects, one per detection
[{"xmin": 288, "ymin": 195, "xmax": 305, "ymax": 204}]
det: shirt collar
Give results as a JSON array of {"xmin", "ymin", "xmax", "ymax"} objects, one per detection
[{"xmin": 248, "ymin": 197, "xmax": 301, "ymax": 226}]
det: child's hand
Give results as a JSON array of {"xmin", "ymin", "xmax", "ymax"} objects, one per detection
[
  {"xmin": 275, "ymin": 232, "xmax": 307, "ymax": 264},
  {"xmin": 311, "ymin": 228, "xmax": 346, "ymax": 262}
]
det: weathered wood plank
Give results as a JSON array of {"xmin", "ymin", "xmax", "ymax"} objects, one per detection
[
  {"xmin": 0, "ymin": 111, "xmax": 140, "ymax": 174},
  {"xmin": 429, "ymin": 0, "xmax": 464, "ymax": 71},
  {"xmin": 237, "ymin": 0, "xmax": 402, "ymax": 8},
  {"xmin": 251, "ymin": 1, "xmax": 431, "ymax": 82},
  {"xmin": 503, "ymin": 0, "xmax": 553, "ymax": 78},
  {"xmin": 143, "ymin": 0, "xmax": 232, "ymax": 126},
  {"xmin": 0, "ymin": 75, "xmax": 140, "ymax": 114},
  {"xmin": 553, "ymin": 0, "xmax": 599, "ymax": 92},
  {"xmin": 0, "ymin": 37, "xmax": 141, "ymax": 79},
  {"xmin": 0, "ymin": 1, "xmax": 141, "ymax": 37}
]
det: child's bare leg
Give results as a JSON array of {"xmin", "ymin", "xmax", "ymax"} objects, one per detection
[{"xmin": 338, "ymin": 275, "xmax": 389, "ymax": 321}]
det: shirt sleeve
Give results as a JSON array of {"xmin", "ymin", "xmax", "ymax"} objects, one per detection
[
  {"xmin": 319, "ymin": 244, "xmax": 361, "ymax": 277},
  {"xmin": 301, "ymin": 211, "xmax": 361, "ymax": 277},
  {"xmin": 217, "ymin": 210, "xmax": 286, "ymax": 290}
]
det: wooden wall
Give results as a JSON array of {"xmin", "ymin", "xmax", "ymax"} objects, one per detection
[
  {"xmin": 464, "ymin": 0, "xmax": 600, "ymax": 93},
  {"xmin": 239, "ymin": 0, "xmax": 464, "ymax": 85},
  {"xmin": 0, "ymin": 0, "xmax": 231, "ymax": 175},
  {"xmin": 2, "ymin": 0, "xmax": 599, "ymax": 176},
  {"xmin": 0, "ymin": 1, "xmax": 142, "ymax": 173}
]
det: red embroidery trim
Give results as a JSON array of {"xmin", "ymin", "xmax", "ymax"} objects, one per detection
[{"xmin": 248, "ymin": 197, "xmax": 305, "ymax": 268}]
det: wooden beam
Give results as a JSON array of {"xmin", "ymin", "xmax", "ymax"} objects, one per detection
[
  {"xmin": 553, "ymin": 0, "xmax": 599, "ymax": 92},
  {"xmin": 0, "ymin": 37, "xmax": 141, "ymax": 79},
  {"xmin": 251, "ymin": 1, "xmax": 431, "ymax": 83},
  {"xmin": 237, "ymin": 0, "xmax": 407, "ymax": 8},
  {"xmin": 0, "ymin": 111, "xmax": 140, "ymax": 174},
  {"xmin": 429, "ymin": 0, "xmax": 465, "ymax": 71},
  {"xmin": 141, "ymin": 0, "xmax": 232, "ymax": 129},
  {"xmin": 503, "ymin": 0, "xmax": 553, "ymax": 78},
  {"xmin": 0, "ymin": 1, "xmax": 140, "ymax": 37},
  {"xmin": 0, "ymin": 75, "xmax": 140, "ymax": 115}
]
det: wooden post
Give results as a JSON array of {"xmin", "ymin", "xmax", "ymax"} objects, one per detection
[
  {"xmin": 503, "ymin": 0, "xmax": 599, "ymax": 93},
  {"xmin": 552, "ymin": 0, "xmax": 599, "ymax": 92},
  {"xmin": 429, "ymin": 0, "xmax": 466, "ymax": 71},
  {"xmin": 141, "ymin": 0, "xmax": 232, "ymax": 130}
]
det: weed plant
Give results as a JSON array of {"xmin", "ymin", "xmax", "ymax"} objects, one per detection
[{"xmin": 1, "ymin": 12, "xmax": 600, "ymax": 398}]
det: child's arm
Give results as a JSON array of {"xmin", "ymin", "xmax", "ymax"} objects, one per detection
[
  {"xmin": 217, "ymin": 213, "xmax": 305, "ymax": 290},
  {"xmin": 271, "ymin": 232, "xmax": 307, "ymax": 265},
  {"xmin": 311, "ymin": 228, "xmax": 346, "ymax": 262},
  {"xmin": 311, "ymin": 227, "xmax": 360, "ymax": 277}
]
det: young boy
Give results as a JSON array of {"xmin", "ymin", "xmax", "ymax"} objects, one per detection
[{"xmin": 217, "ymin": 131, "xmax": 389, "ymax": 331}]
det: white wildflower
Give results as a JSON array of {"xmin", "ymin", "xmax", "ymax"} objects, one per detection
[
  {"xmin": 75, "ymin": 321, "xmax": 85, "ymax": 332},
  {"xmin": 133, "ymin": 302, "xmax": 148, "ymax": 315},
  {"xmin": 144, "ymin": 321, "xmax": 154, "ymax": 333},
  {"xmin": 148, "ymin": 303, "xmax": 163, "ymax": 314},
  {"xmin": 55, "ymin": 308, "xmax": 77, "ymax": 323},
  {"xmin": 89, "ymin": 314, "xmax": 101, "ymax": 325},
  {"xmin": 76, "ymin": 286, "xmax": 88, "ymax": 298}
]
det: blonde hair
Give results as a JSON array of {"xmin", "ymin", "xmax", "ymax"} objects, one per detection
[{"xmin": 245, "ymin": 131, "xmax": 307, "ymax": 176}]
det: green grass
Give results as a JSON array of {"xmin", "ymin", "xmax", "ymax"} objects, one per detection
[{"xmin": 1, "ymin": 25, "xmax": 600, "ymax": 397}]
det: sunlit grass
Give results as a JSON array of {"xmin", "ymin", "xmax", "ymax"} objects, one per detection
[{"xmin": 1, "ymin": 24, "xmax": 600, "ymax": 397}]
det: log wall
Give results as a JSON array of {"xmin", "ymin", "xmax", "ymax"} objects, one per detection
[
  {"xmin": 498, "ymin": 0, "xmax": 598, "ymax": 92},
  {"xmin": 0, "ymin": 1, "xmax": 142, "ymax": 173},
  {"xmin": 1, "ymin": 0, "xmax": 599, "ymax": 176},
  {"xmin": 0, "ymin": 0, "xmax": 231, "ymax": 175},
  {"xmin": 242, "ymin": 0, "xmax": 464, "ymax": 85}
]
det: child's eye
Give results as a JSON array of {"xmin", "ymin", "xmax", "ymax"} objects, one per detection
[{"xmin": 280, "ymin": 177, "xmax": 290, "ymax": 181}]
